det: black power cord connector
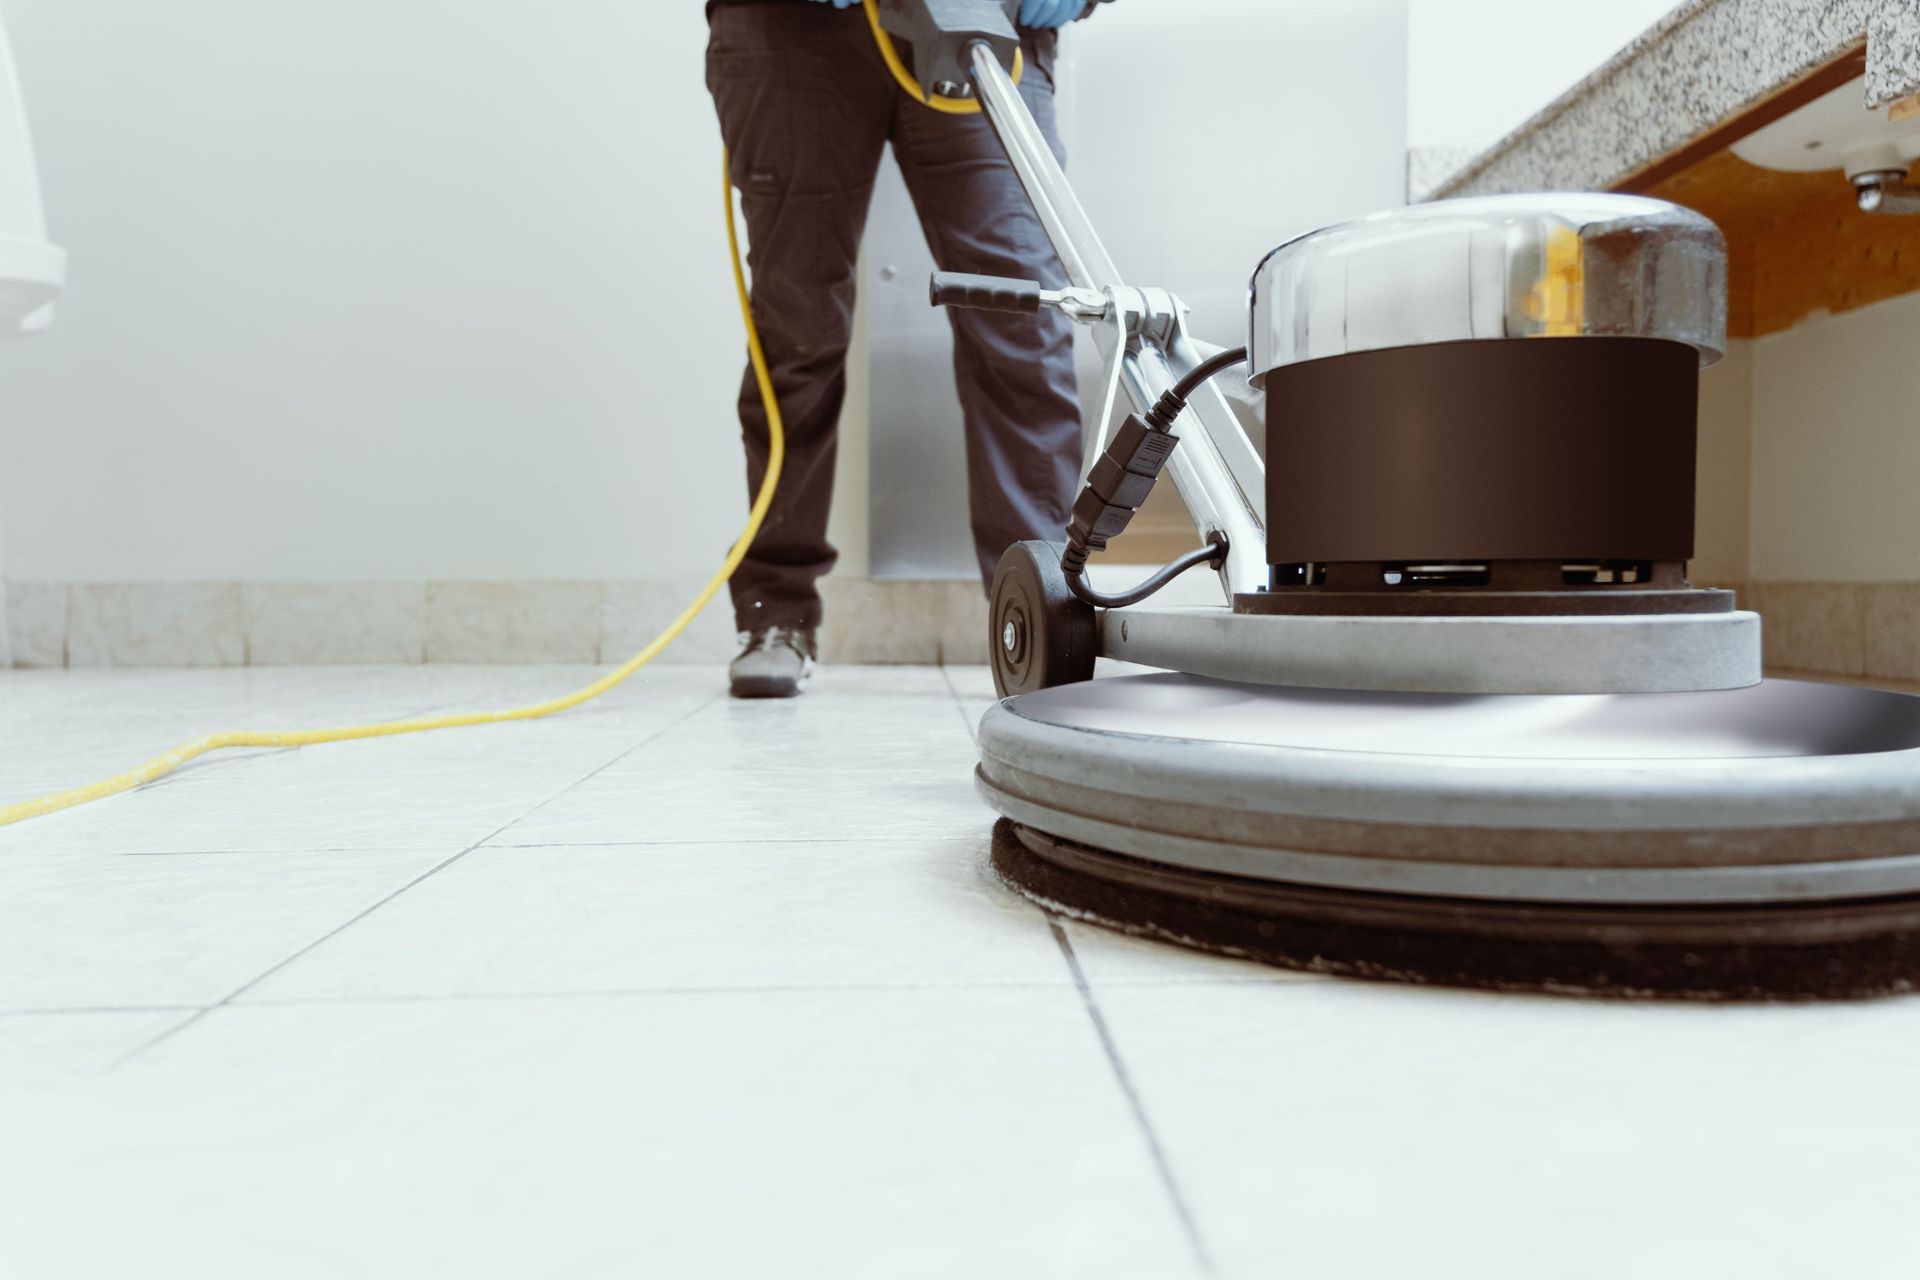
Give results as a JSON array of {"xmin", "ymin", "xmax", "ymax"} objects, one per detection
[
  {"xmin": 1060, "ymin": 346, "xmax": 1247, "ymax": 609},
  {"xmin": 1061, "ymin": 413, "xmax": 1180, "ymax": 576}
]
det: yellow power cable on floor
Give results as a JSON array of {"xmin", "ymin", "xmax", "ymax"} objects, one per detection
[
  {"xmin": 0, "ymin": 9, "xmax": 1027, "ymax": 830},
  {"xmin": 0, "ymin": 155, "xmax": 783, "ymax": 829}
]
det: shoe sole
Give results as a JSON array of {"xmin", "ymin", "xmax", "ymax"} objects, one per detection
[
  {"xmin": 730, "ymin": 675, "xmax": 803, "ymax": 699},
  {"xmin": 729, "ymin": 661, "xmax": 815, "ymax": 699}
]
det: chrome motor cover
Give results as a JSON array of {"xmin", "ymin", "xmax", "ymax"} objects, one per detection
[{"xmin": 1247, "ymin": 193, "xmax": 1727, "ymax": 384}]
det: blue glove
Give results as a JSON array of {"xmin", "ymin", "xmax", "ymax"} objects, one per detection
[
  {"xmin": 1018, "ymin": 0, "xmax": 1081, "ymax": 27},
  {"xmin": 804, "ymin": 0, "xmax": 863, "ymax": 8}
]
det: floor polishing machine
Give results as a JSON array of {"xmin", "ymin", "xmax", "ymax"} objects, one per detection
[{"xmin": 888, "ymin": 0, "xmax": 1920, "ymax": 999}]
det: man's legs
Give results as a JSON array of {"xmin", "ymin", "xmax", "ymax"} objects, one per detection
[
  {"xmin": 706, "ymin": 5, "xmax": 892, "ymax": 633},
  {"xmin": 888, "ymin": 30, "xmax": 1083, "ymax": 587}
]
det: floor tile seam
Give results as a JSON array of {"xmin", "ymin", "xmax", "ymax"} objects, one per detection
[
  {"xmin": 1049, "ymin": 918, "xmax": 1216, "ymax": 1275},
  {"xmin": 937, "ymin": 664, "xmax": 984, "ymax": 744},
  {"xmin": 0, "ymin": 1003, "xmax": 206, "ymax": 1018},
  {"xmin": 478, "ymin": 692, "xmax": 727, "ymax": 844},
  {"xmin": 222, "ymin": 977, "xmax": 1084, "ymax": 1006},
  {"xmin": 476, "ymin": 836, "xmax": 987, "ymax": 851},
  {"xmin": 105, "ymin": 693, "xmax": 725, "ymax": 1067},
  {"xmin": 113, "ymin": 846, "xmax": 465, "ymax": 858},
  {"xmin": 0, "ymin": 977, "xmax": 1290, "ymax": 1018}
]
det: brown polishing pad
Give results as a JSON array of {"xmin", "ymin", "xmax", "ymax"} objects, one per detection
[{"xmin": 991, "ymin": 820, "xmax": 1920, "ymax": 1001}]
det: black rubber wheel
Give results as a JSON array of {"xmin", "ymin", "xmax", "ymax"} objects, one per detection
[{"xmin": 989, "ymin": 540, "xmax": 1097, "ymax": 698}]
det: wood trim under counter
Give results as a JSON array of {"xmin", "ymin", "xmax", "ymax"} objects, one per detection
[{"xmin": 1617, "ymin": 47, "xmax": 1920, "ymax": 339}]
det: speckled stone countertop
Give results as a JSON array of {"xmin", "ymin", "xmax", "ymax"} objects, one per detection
[
  {"xmin": 1435, "ymin": 0, "xmax": 1920, "ymax": 199},
  {"xmin": 1876, "ymin": 0, "xmax": 1920, "ymax": 107}
]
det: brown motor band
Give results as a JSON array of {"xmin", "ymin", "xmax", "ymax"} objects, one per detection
[{"xmin": 1250, "ymin": 335, "xmax": 1722, "ymax": 617}]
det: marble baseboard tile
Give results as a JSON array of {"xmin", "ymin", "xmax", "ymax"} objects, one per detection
[
  {"xmin": 247, "ymin": 583, "xmax": 426, "ymax": 665},
  {"xmin": 20, "ymin": 576, "xmax": 1915, "ymax": 682},
  {"xmin": 4, "ymin": 577, "xmax": 1000, "ymax": 668},
  {"xmin": 4, "ymin": 582, "xmax": 67, "ymax": 668},
  {"xmin": 425, "ymin": 581, "xmax": 606, "ymax": 664},
  {"xmin": 65, "ymin": 583, "xmax": 246, "ymax": 668},
  {"xmin": 940, "ymin": 585, "xmax": 991, "ymax": 665},
  {"xmin": 818, "ymin": 579, "xmax": 952, "ymax": 664},
  {"xmin": 1863, "ymin": 584, "xmax": 1920, "ymax": 682},
  {"xmin": 1744, "ymin": 581, "xmax": 1870, "ymax": 678},
  {"xmin": 599, "ymin": 579, "xmax": 738, "ymax": 665},
  {"xmin": 1534, "ymin": 579, "xmax": 1920, "ymax": 684}
]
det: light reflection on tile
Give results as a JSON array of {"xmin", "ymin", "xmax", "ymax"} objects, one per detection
[
  {"xmin": 1093, "ymin": 981, "xmax": 1920, "ymax": 1276},
  {"xmin": 245, "ymin": 836, "xmax": 1061, "ymax": 1001},
  {"xmin": 0, "ymin": 849, "xmax": 459, "ymax": 1010},
  {"xmin": 0, "ymin": 1011, "xmax": 194, "ymax": 1087},
  {"xmin": 1, "ymin": 994, "xmax": 1201, "ymax": 1279}
]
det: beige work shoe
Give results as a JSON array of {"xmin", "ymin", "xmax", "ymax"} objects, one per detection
[{"xmin": 728, "ymin": 626, "xmax": 817, "ymax": 699}]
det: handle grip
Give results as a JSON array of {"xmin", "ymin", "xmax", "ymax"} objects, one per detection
[{"xmin": 929, "ymin": 271, "xmax": 1042, "ymax": 313}]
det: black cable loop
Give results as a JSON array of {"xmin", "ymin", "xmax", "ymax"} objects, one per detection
[
  {"xmin": 1066, "ymin": 538, "xmax": 1226, "ymax": 610},
  {"xmin": 1060, "ymin": 346, "xmax": 1248, "ymax": 610},
  {"xmin": 1143, "ymin": 346, "xmax": 1249, "ymax": 431}
]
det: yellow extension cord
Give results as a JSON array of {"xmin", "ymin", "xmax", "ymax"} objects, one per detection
[
  {"xmin": 0, "ymin": 3, "xmax": 1009, "ymax": 829},
  {"xmin": 0, "ymin": 158, "xmax": 781, "ymax": 828},
  {"xmin": 861, "ymin": 0, "xmax": 1021, "ymax": 113}
]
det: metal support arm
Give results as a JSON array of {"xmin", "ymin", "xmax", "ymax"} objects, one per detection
[{"xmin": 965, "ymin": 41, "xmax": 1267, "ymax": 601}]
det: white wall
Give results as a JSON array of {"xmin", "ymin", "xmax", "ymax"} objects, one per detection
[
  {"xmin": 0, "ymin": 0, "xmax": 747, "ymax": 583},
  {"xmin": 1065, "ymin": 0, "xmax": 1409, "ymax": 347},
  {"xmin": 0, "ymin": 12, "xmax": 47, "ymax": 245},
  {"xmin": 1748, "ymin": 291, "xmax": 1920, "ymax": 583},
  {"xmin": 0, "ymin": 0, "xmax": 1419, "ymax": 592},
  {"xmin": 1407, "ymin": 0, "xmax": 1680, "ymax": 154},
  {"xmin": 1693, "ymin": 340, "xmax": 1752, "ymax": 586},
  {"xmin": 0, "ymin": 0, "xmax": 1412, "ymax": 589}
]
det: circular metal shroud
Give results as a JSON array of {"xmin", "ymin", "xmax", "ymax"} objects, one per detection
[
  {"xmin": 976, "ymin": 674, "xmax": 1920, "ymax": 906},
  {"xmin": 1097, "ymin": 606, "xmax": 1761, "ymax": 695},
  {"xmin": 1247, "ymin": 193, "xmax": 1727, "ymax": 383}
]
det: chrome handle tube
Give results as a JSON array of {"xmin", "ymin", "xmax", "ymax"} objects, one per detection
[{"xmin": 967, "ymin": 41, "xmax": 1121, "ymax": 292}]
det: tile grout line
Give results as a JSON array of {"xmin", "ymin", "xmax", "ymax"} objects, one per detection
[
  {"xmin": 936, "ymin": 663, "xmax": 982, "ymax": 743},
  {"xmin": 9, "ymin": 968, "xmax": 1281, "ymax": 1020},
  {"xmin": 107, "ymin": 691, "xmax": 725, "ymax": 1067},
  {"xmin": 212, "ymin": 978, "xmax": 1080, "ymax": 1006},
  {"xmin": 1049, "ymin": 918, "xmax": 1216, "ymax": 1277},
  {"xmin": 484, "ymin": 836, "xmax": 979, "ymax": 850},
  {"xmin": 119, "ymin": 835, "xmax": 991, "ymax": 855},
  {"xmin": 2, "ymin": 1004, "xmax": 206, "ymax": 1018}
]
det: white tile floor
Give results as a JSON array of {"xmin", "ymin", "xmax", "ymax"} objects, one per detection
[{"xmin": 2, "ymin": 662, "xmax": 1917, "ymax": 1278}]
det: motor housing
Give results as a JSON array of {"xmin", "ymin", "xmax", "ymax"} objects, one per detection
[{"xmin": 1244, "ymin": 194, "xmax": 1728, "ymax": 617}]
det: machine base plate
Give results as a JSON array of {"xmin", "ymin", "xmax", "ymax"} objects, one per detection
[
  {"xmin": 992, "ymin": 820, "xmax": 1920, "ymax": 1000},
  {"xmin": 1233, "ymin": 586, "xmax": 1734, "ymax": 618}
]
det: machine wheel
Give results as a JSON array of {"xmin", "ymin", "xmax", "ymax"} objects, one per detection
[{"xmin": 989, "ymin": 540, "xmax": 1097, "ymax": 698}]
